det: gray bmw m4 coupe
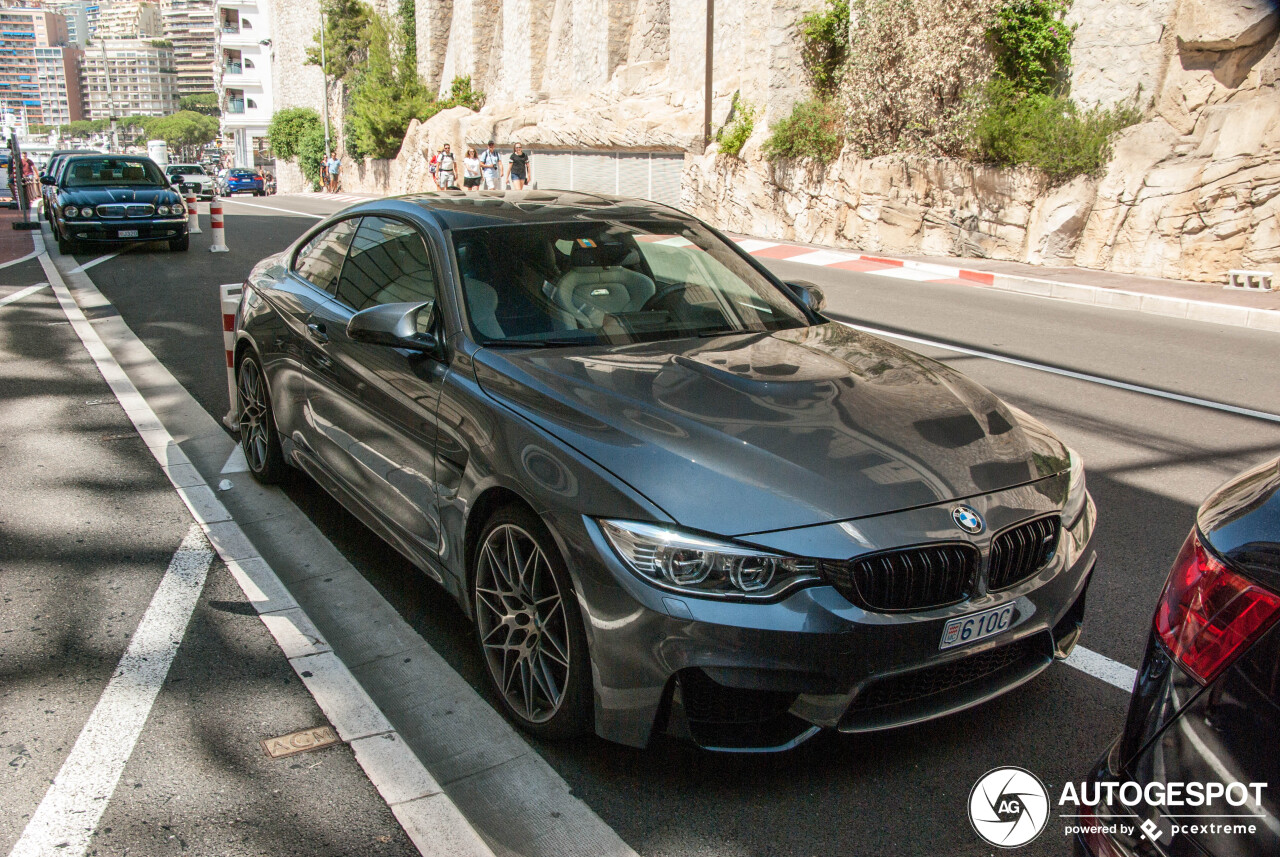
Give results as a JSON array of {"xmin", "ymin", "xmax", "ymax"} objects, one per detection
[{"xmin": 232, "ymin": 191, "xmax": 1097, "ymax": 751}]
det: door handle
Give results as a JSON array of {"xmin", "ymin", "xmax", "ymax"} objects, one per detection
[{"xmin": 306, "ymin": 322, "xmax": 329, "ymax": 343}]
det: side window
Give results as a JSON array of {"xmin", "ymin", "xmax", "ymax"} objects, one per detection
[
  {"xmin": 293, "ymin": 218, "xmax": 360, "ymax": 295},
  {"xmin": 334, "ymin": 216, "xmax": 436, "ymax": 313}
]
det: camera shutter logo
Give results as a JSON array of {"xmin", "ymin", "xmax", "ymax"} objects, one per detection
[
  {"xmin": 969, "ymin": 766, "xmax": 1050, "ymax": 848},
  {"xmin": 952, "ymin": 505, "xmax": 985, "ymax": 535}
]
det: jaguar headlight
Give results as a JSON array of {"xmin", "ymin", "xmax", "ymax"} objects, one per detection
[
  {"xmin": 63, "ymin": 204, "xmax": 79, "ymax": 218},
  {"xmin": 156, "ymin": 204, "xmax": 171, "ymax": 215},
  {"xmin": 599, "ymin": 519, "xmax": 818, "ymax": 599},
  {"xmin": 1061, "ymin": 447, "xmax": 1088, "ymax": 527}
]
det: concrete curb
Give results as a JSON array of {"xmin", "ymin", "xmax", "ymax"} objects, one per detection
[
  {"xmin": 37, "ymin": 232, "xmax": 496, "ymax": 857},
  {"xmin": 744, "ymin": 241, "xmax": 1280, "ymax": 334}
]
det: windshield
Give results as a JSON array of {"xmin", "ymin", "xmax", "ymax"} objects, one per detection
[
  {"xmin": 166, "ymin": 165, "xmax": 205, "ymax": 176},
  {"xmin": 65, "ymin": 158, "xmax": 166, "ymax": 188},
  {"xmin": 452, "ymin": 220, "xmax": 811, "ymax": 347},
  {"xmin": 230, "ymin": 170, "xmax": 257, "ymax": 178}
]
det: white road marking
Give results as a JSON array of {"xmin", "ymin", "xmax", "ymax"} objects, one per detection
[
  {"xmin": 221, "ymin": 444, "xmax": 249, "ymax": 474},
  {"xmin": 0, "ymin": 248, "xmax": 39, "ymax": 269},
  {"xmin": 784, "ymin": 249, "xmax": 860, "ymax": 267},
  {"xmin": 858, "ymin": 266, "xmax": 942, "ymax": 281},
  {"xmin": 8, "ymin": 526, "xmax": 214, "ymax": 857},
  {"xmin": 840, "ymin": 321, "xmax": 1280, "ymax": 423},
  {"xmin": 1063, "ymin": 646, "xmax": 1139, "ymax": 692},
  {"xmin": 220, "ymin": 197, "xmax": 325, "ymax": 219},
  {"xmin": 734, "ymin": 239, "xmax": 780, "ymax": 253},
  {"xmin": 0, "ymin": 282, "xmax": 48, "ymax": 308},
  {"xmin": 70, "ymin": 249, "xmax": 131, "ymax": 273}
]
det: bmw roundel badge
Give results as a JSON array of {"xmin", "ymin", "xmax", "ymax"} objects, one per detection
[{"xmin": 952, "ymin": 505, "xmax": 985, "ymax": 535}]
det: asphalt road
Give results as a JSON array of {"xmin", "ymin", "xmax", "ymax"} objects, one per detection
[{"xmin": 61, "ymin": 193, "xmax": 1280, "ymax": 856}]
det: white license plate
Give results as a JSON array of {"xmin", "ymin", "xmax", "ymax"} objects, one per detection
[
  {"xmin": 940, "ymin": 603, "xmax": 1015, "ymax": 650},
  {"xmin": 118, "ymin": 229, "xmax": 139, "ymax": 238}
]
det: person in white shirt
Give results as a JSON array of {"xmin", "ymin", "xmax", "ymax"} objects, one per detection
[
  {"xmin": 462, "ymin": 148, "xmax": 482, "ymax": 191},
  {"xmin": 436, "ymin": 144, "xmax": 457, "ymax": 189},
  {"xmin": 479, "ymin": 141, "xmax": 501, "ymax": 190}
]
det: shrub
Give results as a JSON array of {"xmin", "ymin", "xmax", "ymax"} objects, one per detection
[
  {"xmin": 988, "ymin": 0, "xmax": 1073, "ymax": 96},
  {"xmin": 799, "ymin": 0, "xmax": 849, "ymax": 98},
  {"xmin": 714, "ymin": 93, "xmax": 755, "ymax": 158},
  {"xmin": 763, "ymin": 98, "xmax": 843, "ymax": 163},
  {"xmin": 441, "ymin": 76, "xmax": 485, "ymax": 112},
  {"xmin": 974, "ymin": 82, "xmax": 1141, "ymax": 180},
  {"xmin": 267, "ymin": 107, "xmax": 331, "ymax": 187}
]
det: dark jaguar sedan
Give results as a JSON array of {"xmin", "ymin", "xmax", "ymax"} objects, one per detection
[
  {"xmin": 1077, "ymin": 456, "xmax": 1280, "ymax": 857},
  {"xmin": 45, "ymin": 155, "xmax": 189, "ymax": 254},
  {"xmin": 231, "ymin": 192, "xmax": 1097, "ymax": 750}
]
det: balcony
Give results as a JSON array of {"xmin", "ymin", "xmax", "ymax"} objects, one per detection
[{"xmin": 223, "ymin": 62, "xmax": 242, "ymax": 74}]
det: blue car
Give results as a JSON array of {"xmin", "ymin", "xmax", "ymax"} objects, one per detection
[{"xmin": 219, "ymin": 168, "xmax": 265, "ymax": 196}]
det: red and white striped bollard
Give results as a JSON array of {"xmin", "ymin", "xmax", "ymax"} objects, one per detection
[
  {"xmin": 185, "ymin": 191, "xmax": 202, "ymax": 234},
  {"xmin": 221, "ymin": 282, "xmax": 243, "ymax": 430},
  {"xmin": 209, "ymin": 197, "xmax": 229, "ymax": 252}
]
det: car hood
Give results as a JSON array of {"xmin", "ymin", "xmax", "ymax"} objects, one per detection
[
  {"xmin": 473, "ymin": 323, "xmax": 1069, "ymax": 536},
  {"xmin": 58, "ymin": 185, "xmax": 178, "ymax": 203}
]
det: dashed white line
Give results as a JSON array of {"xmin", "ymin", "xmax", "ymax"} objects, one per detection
[
  {"xmin": 1064, "ymin": 646, "xmax": 1139, "ymax": 692},
  {"xmin": 839, "ymin": 321, "xmax": 1280, "ymax": 423},
  {"xmin": 220, "ymin": 197, "xmax": 325, "ymax": 219},
  {"xmin": 8, "ymin": 525, "xmax": 214, "ymax": 857},
  {"xmin": 0, "ymin": 282, "xmax": 48, "ymax": 308}
]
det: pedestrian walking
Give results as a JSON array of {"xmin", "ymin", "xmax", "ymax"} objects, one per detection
[
  {"xmin": 479, "ymin": 141, "xmax": 501, "ymax": 190},
  {"xmin": 326, "ymin": 154, "xmax": 341, "ymax": 193},
  {"xmin": 436, "ymin": 144, "xmax": 457, "ymax": 189},
  {"xmin": 320, "ymin": 159, "xmax": 329, "ymax": 191},
  {"xmin": 506, "ymin": 142, "xmax": 531, "ymax": 190},
  {"xmin": 20, "ymin": 154, "xmax": 38, "ymax": 207},
  {"xmin": 462, "ymin": 147, "xmax": 482, "ymax": 191}
]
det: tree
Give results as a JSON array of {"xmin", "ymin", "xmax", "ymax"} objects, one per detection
[
  {"xmin": 306, "ymin": 0, "xmax": 373, "ymax": 81},
  {"xmin": 268, "ymin": 107, "xmax": 329, "ymax": 187},
  {"xmin": 180, "ymin": 93, "xmax": 220, "ymax": 117},
  {"xmin": 346, "ymin": 12, "xmax": 431, "ymax": 159},
  {"xmin": 147, "ymin": 111, "xmax": 219, "ymax": 159}
]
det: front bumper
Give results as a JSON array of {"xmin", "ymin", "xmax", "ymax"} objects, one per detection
[
  {"xmin": 60, "ymin": 217, "xmax": 188, "ymax": 243},
  {"xmin": 551, "ymin": 478, "xmax": 1097, "ymax": 750}
]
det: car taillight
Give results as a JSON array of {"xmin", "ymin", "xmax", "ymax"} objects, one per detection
[{"xmin": 1154, "ymin": 529, "xmax": 1280, "ymax": 684}]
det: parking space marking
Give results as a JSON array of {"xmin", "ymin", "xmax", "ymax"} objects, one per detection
[
  {"xmin": 220, "ymin": 197, "xmax": 325, "ymax": 219},
  {"xmin": 0, "ymin": 248, "xmax": 38, "ymax": 269},
  {"xmin": 0, "ymin": 282, "xmax": 48, "ymax": 308},
  {"xmin": 837, "ymin": 320, "xmax": 1280, "ymax": 424},
  {"xmin": 1063, "ymin": 646, "xmax": 1138, "ymax": 692},
  {"xmin": 8, "ymin": 526, "xmax": 214, "ymax": 857},
  {"xmin": 70, "ymin": 249, "xmax": 132, "ymax": 274},
  {"xmin": 220, "ymin": 444, "xmax": 249, "ymax": 474},
  {"xmin": 37, "ymin": 231, "xmax": 495, "ymax": 857}
]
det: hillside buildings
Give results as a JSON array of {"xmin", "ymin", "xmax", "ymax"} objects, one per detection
[
  {"xmin": 81, "ymin": 38, "xmax": 180, "ymax": 118},
  {"xmin": 214, "ymin": 0, "xmax": 272, "ymax": 167}
]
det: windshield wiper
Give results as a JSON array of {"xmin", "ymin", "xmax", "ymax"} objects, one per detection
[{"xmin": 484, "ymin": 337, "xmax": 594, "ymax": 349}]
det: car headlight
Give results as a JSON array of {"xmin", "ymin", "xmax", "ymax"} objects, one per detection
[
  {"xmin": 80, "ymin": 206, "xmax": 95, "ymax": 217},
  {"xmin": 600, "ymin": 519, "xmax": 819, "ymax": 599},
  {"xmin": 155, "ymin": 204, "xmax": 168, "ymax": 215},
  {"xmin": 63, "ymin": 204, "xmax": 79, "ymax": 218},
  {"xmin": 1061, "ymin": 447, "xmax": 1088, "ymax": 527}
]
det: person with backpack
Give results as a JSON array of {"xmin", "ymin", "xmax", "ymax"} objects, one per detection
[
  {"xmin": 479, "ymin": 141, "xmax": 501, "ymax": 190},
  {"xmin": 436, "ymin": 144, "xmax": 457, "ymax": 189}
]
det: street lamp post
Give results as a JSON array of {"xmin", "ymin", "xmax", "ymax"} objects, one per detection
[
  {"xmin": 704, "ymin": 0, "xmax": 714, "ymax": 148},
  {"xmin": 319, "ymin": 9, "xmax": 330, "ymax": 162},
  {"xmin": 101, "ymin": 40, "xmax": 118, "ymax": 153}
]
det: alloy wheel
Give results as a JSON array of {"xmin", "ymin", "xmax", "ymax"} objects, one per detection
[
  {"xmin": 237, "ymin": 358, "xmax": 271, "ymax": 472},
  {"xmin": 474, "ymin": 523, "xmax": 572, "ymax": 724}
]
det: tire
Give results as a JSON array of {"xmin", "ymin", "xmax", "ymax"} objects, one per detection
[
  {"xmin": 169, "ymin": 233, "xmax": 189, "ymax": 251},
  {"xmin": 472, "ymin": 505, "xmax": 593, "ymax": 739},
  {"xmin": 236, "ymin": 353, "xmax": 288, "ymax": 484}
]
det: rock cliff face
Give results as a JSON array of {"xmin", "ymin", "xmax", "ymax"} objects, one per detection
[
  {"xmin": 686, "ymin": 0, "xmax": 1280, "ymax": 282},
  {"xmin": 281, "ymin": 0, "xmax": 1280, "ymax": 282}
]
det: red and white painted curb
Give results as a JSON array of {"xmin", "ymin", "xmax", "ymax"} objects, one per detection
[{"xmin": 728, "ymin": 238, "xmax": 1280, "ymax": 333}]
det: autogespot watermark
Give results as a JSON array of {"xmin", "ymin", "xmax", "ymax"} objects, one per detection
[{"xmin": 968, "ymin": 767, "xmax": 1268, "ymax": 849}]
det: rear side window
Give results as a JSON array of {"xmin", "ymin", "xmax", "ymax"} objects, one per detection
[
  {"xmin": 293, "ymin": 218, "xmax": 360, "ymax": 295},
  {"xmin": 334, "ymin": 217, "xmax": 436, "ymax": 312}
]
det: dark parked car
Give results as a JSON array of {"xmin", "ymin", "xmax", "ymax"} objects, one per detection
[
  {"xmin": 219, "ymin": 168, "xmax": 264, "ymax": 196},
  {"xmin": 45, "ymin": 155, "xmax": 189, "ymax": 254},
  {"xmin": 40, "ymin": 149, "xmax": 101, "ymax": 220},
  {"xmin": 232, "ymin": 192, "xmax": 1097, "ymax": 750},
  {"xmin": 1077, "ymin": 456, "xmax": 1280, "ymax": 857}
]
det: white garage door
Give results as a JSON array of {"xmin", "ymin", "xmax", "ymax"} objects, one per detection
[{"xmin": 532, "ymin": 150, "xmax": 686, "ymax": 208}]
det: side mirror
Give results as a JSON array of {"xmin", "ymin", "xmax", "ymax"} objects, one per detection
[
  {"xmin": 40, "ymin": 175, "xmax": 56, "ymax": 186},
  {"xmin": 785, "ymin": 280, "xmax": 826, "ymax": 314},
  {"xmin": 347, "ymin": 300, "xmax": 439, "ymax": 353}
]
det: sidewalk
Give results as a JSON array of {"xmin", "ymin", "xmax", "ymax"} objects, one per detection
[
  {"xmin": 0, "ymin": 205, "xmax": 37, "ymax": 267},
  {"xmin": 728, "ymin": 233, "xmax": 1280, "ymax": 333}
]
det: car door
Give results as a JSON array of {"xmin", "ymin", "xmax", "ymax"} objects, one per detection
[
  {"xmin": 304, "ymin": 215, "xmax": 449, "ymax": 562},
  {"xmin": 266, "ymin": 216, "xmax": 360, "ymax": 455}
]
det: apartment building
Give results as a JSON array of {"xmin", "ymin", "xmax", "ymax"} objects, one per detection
[
  {"xmin": 35, "ymin": 45, "xmax": 84, "ymax": 124},
  {"xmin": 161, "ymin": 0, "xmax": 215, "ymax": 96},
  {"xmin": 44, "ymin": 0, "xmax": 92, "ymax": 46},
  {"xmin": 81, "ymin": 38, "xmax": 179, "ymax": 118},
  {"xmin": 0, "ymin": 6, "xmax": 69, "ymax": 126},
  {"xmin": 95, "ymin": 0, "xmax": 162, "ymax": 39},
  {"xmin": 215, "ymin": 0, "xmax": 272, "ymax": 166}
]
